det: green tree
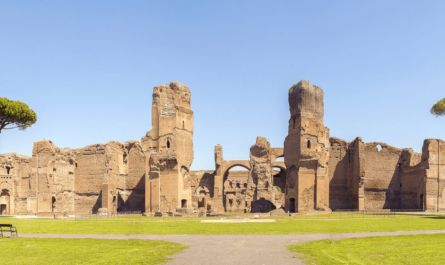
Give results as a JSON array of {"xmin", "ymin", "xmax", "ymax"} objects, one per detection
[
  {"xmin": 431, "ymin": 98, "xmax": 445, "ymax": 117},
  {"xmin": 0, "ymin": 97, "xmax": 37, "ymax": 134}
]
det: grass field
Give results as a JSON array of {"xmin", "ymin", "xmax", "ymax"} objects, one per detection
[
  {"xmin": 2, "ymin": 213, "xmax": 445, "ymax": 235},
  {"xmin": 288, "ymin": 233, "xmax": 445, "ymax": 264},
  {"xmin": 0, "ymin": 237, "xmax": 185, "ymax": 265}
]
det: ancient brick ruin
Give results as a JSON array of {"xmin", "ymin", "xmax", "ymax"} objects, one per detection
[{"xmin": 1, "ymin": 80, "xmax": 444, "ymax": 215}]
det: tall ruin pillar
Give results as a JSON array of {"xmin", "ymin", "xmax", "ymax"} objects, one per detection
[
  {"xmin": 214, "ymin": 144, "xmax": 224, "ymax": 197},
  {"xmin": 247, "ymin": 137, "xmax": 276, "ymax": 212},
  {"xmin": 142, "ymin": 81, "xmax": 194, "ymax": 213},
  {"xmin": 283, "ymin": 80, "xmax": 330, "ymax": 212}
]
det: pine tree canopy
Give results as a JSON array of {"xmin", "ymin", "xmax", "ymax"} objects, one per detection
[{"xmin": 0, "ymin": 97, "xmax": 37, "ymax": 133}]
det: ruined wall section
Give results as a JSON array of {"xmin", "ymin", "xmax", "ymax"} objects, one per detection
[
  {"xmin": 247, "ymin": 137, "xmax": 276, "ymax": 213},
  {"xmin": 143, "ymin": 81, "xmax": 194, "ymax": 212},
  {"xmin": 73, "ymin": 143, "xmax": 106, "ymax": 212},
  {"xmin": 399, "ymin": 148, "xmax": 424, "ymax": 209},
  {"xmin": 122, "ymin": 141, "xmax": 145, "ymax": 211},
  {"xmin": 328, "ymin": 137, "xmax": 351, "ymax": 210},
  {"xmin": 362, "ymin": 142, "xmax": 403, "ymax": 210},
  {"xmin": 348, "ymin": 138, "xmax": 364, "ymax": 210},
  {"xmin": 420, "ymin": 139, "xmax": 445, "ymax": 211},
  {"xmin": 0, "ymin": 153, "xmax": 31, "ymax": 214},
  {"xmin": 224, "ymin": 170, "xmax": 248, "ymax": 212},
  {"xmin": 284, "ymin": 80, "xmax": 330, "ymax": 212},
  {"xmin": 29, "ymin": 140, "xmax": 76, "ymax": 213}
]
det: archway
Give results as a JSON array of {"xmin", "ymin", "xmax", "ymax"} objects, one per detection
[
  {"xmin": 0, "ymin": 190, "xmax": 10, "ymax": 215},
  {"xmin": 223, "ymin": 165, "xmax": 249, "ymax": 213},
  {"xmin": 273, "ymin": 165, "xmax": 286, "ymax": 194}
]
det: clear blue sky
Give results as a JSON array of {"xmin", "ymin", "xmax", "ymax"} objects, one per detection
[{"xmin": 1, "ymin": 1, "xmax": 444, "ymax": 170}]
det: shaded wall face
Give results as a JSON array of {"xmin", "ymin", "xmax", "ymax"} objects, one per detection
[
  {"xmin": 328, "ymin": 140, "xmax": 350, "ymax": 210},
  {"xmin": 121, "ymin": 147, "xmax": 145, "ymax": 211},
  {"xmin": 402, "ymin": 168, "xmax": 425, "ymax": 209},
  {"xmin": 362, "ymin": 144, "xmax": 402, "ymax": 210}
]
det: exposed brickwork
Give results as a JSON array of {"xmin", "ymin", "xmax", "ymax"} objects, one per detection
[{"xmin": 1, "ymin": 79, "xmax": 443, "ymax": 215}]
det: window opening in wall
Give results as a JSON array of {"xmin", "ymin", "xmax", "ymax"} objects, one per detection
[
  {"xmin": 96, "ymin": 146, "xmax": 100, "ymax": 151},
  {"xmin": 6, "ymin": 167, "xmax": 10, "ymax": 175},
  {"xmin": 244, "ymin": 183, "xmax": 247, "ymax": 188},
  {"xmin": 75, "ymin": 163, "xmax": 78, "ymax": 168},
  {"xmin": 236, "ymin": 183, "xmax": 240, "ymax": 188},
  {"xmin": 307, "ymin": 140, "xmax": 311, "ymax": 149},
  {"xmin": 181, "ymin": 199, "xmax": 187, "ymax": 208},
  {"xmin": 167, "ymin": 140, "xmax": 170, "ymax": 149},
  {"xmin": 377, "ymin": 144, "xmax": 382, "ymax": 152}
]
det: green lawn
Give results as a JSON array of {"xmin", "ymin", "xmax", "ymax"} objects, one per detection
[
  {"xmin": 0, "ymin": 237, "xmax": 185, "ymax": 265},
  {"xmin": 3, "ymin": 214, "xmax": 445, "ymax": 235},
  {"xmin": 288, "ymin": 234, "xmax": 445, "ymax": 264}
]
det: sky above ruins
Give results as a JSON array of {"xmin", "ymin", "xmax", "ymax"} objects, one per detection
[{"xmin": 1, "ymin": 1, "xmax": 445, "ymax": 170}]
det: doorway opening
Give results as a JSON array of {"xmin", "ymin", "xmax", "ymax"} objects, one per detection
[
  {"xmin": 181, "ymin": 199, "xmax": 187, "ymax": 208},
  {"xmin": 289, "ymin": 198, "xmax": 296, "ymax": 213}
]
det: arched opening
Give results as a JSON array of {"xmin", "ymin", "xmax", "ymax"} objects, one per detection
[
  {"xmin": 0, "ymin": 190, "xmax": 10, "ymax": 215},
  {"xmin": 289, "ymin": 198, "xmax": 296, "ymax": 213},
  {"xmin": 6, "ymin": 167, "xmax": 10, "ymax": 175},
  {"xmin": 273, "ymin": 166, "xmax": 286, "ymax": 195},
  {"xmin": 223, "ymin": 165, "xmax": 249, "ymax": 213},
  {"xmin": 275, "ymin": 156, "xmax": 284, "ymax": 162},
  {"xmin": 167, "ymin": 140, "xmax": 170, "ymax": 149},
  {"xmin": 96, "ymin": 146, "xmax": 100, "ymax": 152},
  {"xmin": 420, "ymin": 194, "xmax": 424, "ymax": 211},
  {"xmin": 198, "ymin": 197, "xmax": 205, "ymax": 208},
  {"xmin": 307, "ymin": 140, "xmax": 311, "ymax": 149},
  {"xmin": 377, "ymin": 144, "xmax": 382, "ymax": 152},
  {"xmin": 52, "ymin": 197, "xmax": 56, "ymax": 212},
  {"xmin": 181, "ymin": 199, "xmax": 187, "ymax": 208}
]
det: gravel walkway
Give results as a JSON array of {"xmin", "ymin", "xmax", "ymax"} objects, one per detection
[{"xmin": 19, "ymin": 230, "xmax": 445, "ymax": 265}]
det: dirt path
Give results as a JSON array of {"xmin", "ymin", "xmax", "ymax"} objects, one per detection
[{"xmin": 20, "ymin": 230, "xmax": 445, "ymax": 265}]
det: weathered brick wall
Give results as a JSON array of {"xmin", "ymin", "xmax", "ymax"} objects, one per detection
[
  {"xmin": 362, "ymin": 143, "xmax": 402, "ymax": 210},
  {"xmin": 73, "ymin": 144, "xmax": 106, "ymax": 212}
]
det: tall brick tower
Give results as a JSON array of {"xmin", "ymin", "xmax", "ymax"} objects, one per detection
[
  {"xmin": 283, "ymin": 80, "xmax": 330, "ymax": 212},
  {"xmin": 142, "ymin": 81, "xmax": 194, "ymax": 213}
]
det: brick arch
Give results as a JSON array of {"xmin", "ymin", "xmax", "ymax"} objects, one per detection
[{"xmin": 221, "ymin": 160, "xmax": 251, "ymax": 176}]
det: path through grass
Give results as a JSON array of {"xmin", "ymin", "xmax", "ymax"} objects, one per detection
[
  {"xmin": 0, "ymin": 237, "xmax": 185, "ymax": 265},
  {"xmin": 288, "ymin": 234, "xmax": 445, "ymax": 264}
]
